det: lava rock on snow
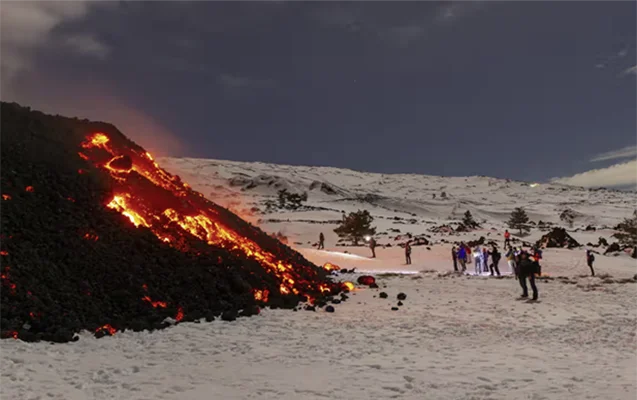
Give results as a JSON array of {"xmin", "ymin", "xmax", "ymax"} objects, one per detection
[
  {"xmin": 397, "ymin": 293, "xmax": 407, "ymax": 300},
  {"xmin": 357, "ymin": 275, "xmax": 376, "ymax": 286},
  {"xmin": 536, "ymin": 228, "xmax": 580, "ymax": 249},
  {"xmin": 0, "ymin": 102, "xmax": 339, "ymax": 343},
  {"xmin": 379, "ymin": 292, "xmax": 388, "ymax": 299}
]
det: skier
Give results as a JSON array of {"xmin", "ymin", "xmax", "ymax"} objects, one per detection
[
  {"xmin": 490, "ymin": 246, "xmax": 501, "ymax": 276},
  {"xmin": 504, "ymin": 230, "xmax": 511, "ymax": 248},
  {"xmin": 457, "ymin": 244, "xmax": 467, "ymax": 272},
  {"xmin": 517, "ymin": 251, "xmax": 539, "ymax": 301},
  {"xmin": 405, "ymin": 241, "xmax": 412, "ymax": 265},
  {"xmin": 318, "ymin": 232, "xmax": 325, "ymax": 250},
  {"xmin": 369, "ymin": 237, "xmax": 377, "ymax": 258},
  {"xmin": 586, "ymin": 250, "xmax": 595, "ymax": 276},
  {"xmin": 452, "ymin": 246, "xmax": 458, "ymax": 271},
  {"xmin": 505, "ymin": 246, "xmax": 517, "ymax": 277}
]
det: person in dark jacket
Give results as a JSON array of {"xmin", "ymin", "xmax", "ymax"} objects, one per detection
[
  {"xmin": 318, "ymin": 232, "xmax": 325, "ymax": 250},
  {"xmin": 452, "ymin": 246, "xmax": 458, "ymax": 271},
  {"xmin": 490, "ymin": 246, "xmax": 502, "ymax": 276},
  {"xmin": 517, "ymin": 252, "xmax": 538, "ymax": 300},
  {"xmin": 405, "ymin": 241, "xmax": 412, "ymax": 265},
  {"xmin": 586, "ymin": 250, "xmax": 595, "ymax": 276},
  {"xmin": 369, "ymin": 237, "xmax": 377, "ymax": 258},
  {"xmin": 457, "ymin": 244, "xmax": 467, "ymax": 272}
]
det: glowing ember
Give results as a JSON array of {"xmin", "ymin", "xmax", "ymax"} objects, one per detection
[
  {"xmin": 25, "ymin": 186, "xmax": 34, "ymax": 192},
  {"xmin": 83, "ymin": 132, "xmax": 109, "ymax": 148},
  {"xmin": 2, "ymin": 194, "xmax": 10, "ymax": 200},
  {"xmin": 0, "ymin": 251, "xmax": 7, "ymax": 256},
  {"xmin": 319, "ymin": 284, "xmax": 331, "ymax": 294},
  {"xmin": 96, "ymin": 324, "xmax": 116, "ymax": 336},
  {"xmin": 11, "ymin": 331, "xmax": 18, "ymax": 340},
  {"xmin": 142, "ymin": 295, "xmax": 167, "ymax": 308},
  {"xmin": 323, "ymin": 262, "xmax": 340, "ymax": 272},
  {"xmin": 253, "ymin": 289, "xmax": 269, "ymax": 302},
  {"xmin": 67, "ymin": 197, "xmax": 76, "ymax": 202},
  {"xmin": 83, "ymin": 233, "xmax": 99, "ymax": 241},
  {"xmin": 175, "ymin": 307, "xmax": 184, "ymax": 322},
  {"xmin": 342, "ymin": 281, "xmax": 355, "ymax": 292}
]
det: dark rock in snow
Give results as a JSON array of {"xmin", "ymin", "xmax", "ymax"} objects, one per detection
[
  {"xmin": 369, "ymin": 283, "xmax": 379, "ymax": 289},
  {"xmin": 331, "ymin": 299, "xmax": 341, "ymax": 304},
  {"xmin": 325, "ymin": 305, "xmax": 335, "ymax": 313},
  {"xmin": 397, "ymin": 293, "xmax": 407, "ymax": 300},
  {"xmin": 379, "ymin": 292, "xmax": 388, "ymax": 299},
  {"xmin": 391, "ymin": 307, "xmax": 399, "ymax": 311},
  {"xmin": 397, "ymin": 301, "xmax": 403, "ymax": 306},
  {"xmin": 604, "ymin": 242, "xmax": 621, "ymax": 255},
  {"xmin": 222, "ymin": 310, "xmax": 238, "ymax": 321},
  {"xmin": 536, "ymin": 228, "xmax": 580, "ymax": 249}
]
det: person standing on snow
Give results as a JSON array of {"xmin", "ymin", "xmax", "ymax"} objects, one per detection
[
  {"xmin": 586, "ymin": 250, "xmax": 595, "ymax": 276},
  {"xmin": 490, "ymin": 246, "xmax": 502, "ymax": 276},
  {"xmin": 473, "ymin": 246, "xmax": 483, "ymax": 274},
  {"xmin": 457, "ymin": 244, "xmax": 467, "ymax": 272},
  {"xmin": 505, "ymin": 246, "xmax": 517, "ymax": 278},
  {"xmin": 318, "ymin": 232, "xmax": 325, "ymax": 250},
  {"xmin": 517, "ymin": 251, "xmax": 539, "ymax": 301},
  {"xmin": 504, "ymin": 230, "xmax": 511, "ymax": 248},
  {"xmin": 369, "ymin": 237, "xmax": 377, "ymax": 258},
  {"xmin": 452, "ymin": 246, "xmax": 458, "ymax": 271},
  {"xmin": 405, "ymin": 241, "xmax": 412, "ymax": 265},
  {"xmin": 482, "ymin": 247, "xmax": 490, "ymax": 273},
  {"xmin": 531, "ymin": 246, "xmax": 543, "ymax": 276}
]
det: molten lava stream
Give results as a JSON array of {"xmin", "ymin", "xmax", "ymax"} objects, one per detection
[{"xmin": 79, "ymin": 132, "xmax": 335, "ymax": 297}]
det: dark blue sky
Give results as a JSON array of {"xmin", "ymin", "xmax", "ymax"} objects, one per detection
[{"xmin": 2, "ymin": 1, "xmax": 636, "ymax": 186}]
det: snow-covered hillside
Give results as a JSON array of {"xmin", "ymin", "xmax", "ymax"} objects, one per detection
[{"xmin": 159, "ymin": 157, "xmax": 636, "ymax": 252}]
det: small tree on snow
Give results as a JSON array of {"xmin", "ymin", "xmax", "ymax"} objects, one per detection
[
  {"xmin": 462, "ymin": 210, "xmax": 479, "ymax": 229},
  {"xmin": 334, "ymin": 210, "xmax": 376, "ymax": 245},
  {"xmin": 559, "ymin": 208, "xmax": 575, "ymax": 228},
  {"xmin": 615, "ymin": 210, "xmax": 637, "ymax": 251},
  {"xmin": 508, "ymin": 207, "xmax": 530, "ymax": 235}
]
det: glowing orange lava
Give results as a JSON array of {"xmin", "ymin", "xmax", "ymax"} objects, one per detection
[
  {"xmin": 323, "ymin": 262, "xmax": 340, "ymax": 272},
  {"xmin": 175, "ymin": 307, "xmax": 184, "ymax": 322},
  {"xmin": 2, "ymin": 194, "xmax": 10, "ymax": 200},
  {"xmin": 25, "ymin": 186, "xmax": 34, "ymax": 192},
  {"xmin": 342, "ymin": 281, "xmax": 355, "ymax": 292},
  {"xmin": 96, "ymin": 324, "xmax": 116, "ymax": 335},
  {"xmin": 142, "ymin": 295, "xmax": 168, "ymax": 308},
  {"xmin": 0, "ymin": 251, "xmax": 7, "ymax": 256},
  {"xmin": 78, "ymin": 132, "xmax": 337, "ymax": 298}
]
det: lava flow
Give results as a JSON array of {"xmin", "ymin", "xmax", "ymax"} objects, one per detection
[{"xmin": 78, "ymin": 132, "xmax": 339, "ymax": 300}]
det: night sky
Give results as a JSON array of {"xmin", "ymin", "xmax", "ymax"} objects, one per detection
[{"xmin": 2, "ymin": 1, "xmax": 636, "ymax": 188}]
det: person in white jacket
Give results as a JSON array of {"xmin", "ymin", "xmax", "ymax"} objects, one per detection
[{"xmin": 473, "ymin": 246, "xmax": 482, "ymax": 274}]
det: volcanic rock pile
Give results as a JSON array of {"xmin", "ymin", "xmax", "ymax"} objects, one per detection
[
  {"xmin": 0, "ymin": 103, "xmax": 339, "ymax": 343},
  {"xmin": 536, "ymin": 227, "xmax": 580, "ymax": 249}
]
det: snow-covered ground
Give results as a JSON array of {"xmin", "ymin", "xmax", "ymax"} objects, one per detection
[{"xmin": 2, "ymin": 157, "xmax": 636, "ymax": 400}]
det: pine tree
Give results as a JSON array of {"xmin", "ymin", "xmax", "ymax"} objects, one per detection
[
  {"xmin": 559, "ymin": 208, "xmax": 575, "ymax": 228},
  {"xmin": 615, "ymin": 210, "xmax": 637, "ymax": 254},
  {"xmin": 334, "ymin": 210, "xmax": 376, "ymax": 245},
  {"xmin": 508, "ymin": 207, "xmax": 530, "ymax": 235},
  {"xmin": 462, "ymin": 210, "xmax": 479, "ymax": 229}
]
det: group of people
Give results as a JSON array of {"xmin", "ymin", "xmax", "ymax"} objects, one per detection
[
  {"xmin": 316, "ymin": 229, "xmax": 599, "ymax": 301},
  {"xmin": 450, "ymin": 230, "xmax": 543, "ymax": 300}
]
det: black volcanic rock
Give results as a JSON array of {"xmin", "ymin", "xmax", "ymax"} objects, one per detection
[
  {"xmin": 536, "ymin": 228, "xmax": 580, "ymax": 249},
  {"xmin": 0, "ymin": 102, "xmax": 336, "ymax": 343}
]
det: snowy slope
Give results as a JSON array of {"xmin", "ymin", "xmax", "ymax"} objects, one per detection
[
  {"xmin": 3, "ymin": 157, "xmax": 636, "ymax": 400},
  {"xmin": 158, "ymin": 157, "xmax": 636, "ymax": 250}
]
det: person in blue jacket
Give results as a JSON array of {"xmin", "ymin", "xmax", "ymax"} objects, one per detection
[{"xmin": 456, "ymin": 244, "xmax": 467, "ymax": 272}]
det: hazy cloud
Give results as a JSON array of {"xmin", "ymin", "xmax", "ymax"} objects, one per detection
[
  {"xmin": 621, "ymin": 65, "xmax": 637, "ymax": 76},
  {"xmin": 552, "ymin": 160, "xmax": 637, "ymax": 189},
  {"xmin": 591, "ymin": 145, "xmax": 637, "ymax": 162},
  {"xmin": 0, "ymin": 1, "xmax": 110, "ymax": 98},
  {"xmin": 63, "ymin": 34, "xmax": 109, "ymax": 59}
]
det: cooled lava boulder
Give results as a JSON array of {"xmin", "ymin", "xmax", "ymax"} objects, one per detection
[{"xmin": 536, "ymin": 228, "xmax": 580, "ymax": 249}]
